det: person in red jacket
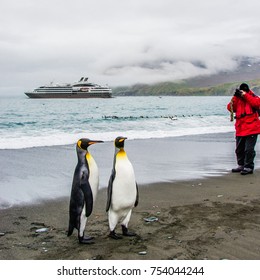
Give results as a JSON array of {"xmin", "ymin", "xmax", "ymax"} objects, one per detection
[{"xmin": 227, "ymin": 83, "xmax": 260, "ymax": 175}]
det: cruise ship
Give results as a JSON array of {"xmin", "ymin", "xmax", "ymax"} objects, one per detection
[{"xmin": 24, "ymin": 77, "xmax": 112, "ymax": 98}]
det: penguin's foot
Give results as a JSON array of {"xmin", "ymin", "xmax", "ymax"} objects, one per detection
[
  {"xmin": 108, "ymin": 230, "xmax": 123, "ymax": 240},
  {"xmin": 122, "ymin": 225, "xmax": 136, "ymax": 237},
  {"xmin": 83, "ymin": 234, "xmax": 94, "ymax": 240},
  {"xmin": 78, "ymin": 235, "xmax": 95, "ymax": 244}
]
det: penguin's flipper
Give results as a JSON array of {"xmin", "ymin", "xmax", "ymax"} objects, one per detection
[
  {"xmin": 67, "ymin": 223, "xmax": 74, "ymax": 237},
  {"xmin": 67, "ymin": 184, "xmax": 85, "ymax": 236},
  {"xmin": 80, "ymin": 180, "xmax": 93, "ymax": 217},
  {"xmin": 106, "ymin": 168, "xmax": 115, "ymax": 212},
  {"xmin": 134, "ymin": 182, "xmax": 139, "ymax": 207}
]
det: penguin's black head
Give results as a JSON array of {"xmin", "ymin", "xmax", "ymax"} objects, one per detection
[
  {"xmin": 77, "ymin": 138, "xmax": 103, "ymax": 150},
  {"xmin": 114, "ymin": 136, "xmax": 127, "ymax": 149}
]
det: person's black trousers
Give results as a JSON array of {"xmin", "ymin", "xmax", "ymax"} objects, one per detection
[{"xmin": 236, "ymin": 134, "xmax": 258, "ymax": 170}]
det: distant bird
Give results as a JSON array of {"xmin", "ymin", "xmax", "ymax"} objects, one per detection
[
  {"xmin": 68, "ymin": 138, "xmax": 103, "ymax": 244},
  {"xmin": 106, "ymin": 136, "xmax": 139, "ymax": 239}
]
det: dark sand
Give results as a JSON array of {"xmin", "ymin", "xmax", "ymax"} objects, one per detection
[{"xmin": 0, "ymin": 171, "xmax": 260, "ymax": 260}]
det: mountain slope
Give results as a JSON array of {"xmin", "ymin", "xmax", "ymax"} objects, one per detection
[{"xmin": 112, "ymin": 59, "xmax": 260, "ymax": 96}]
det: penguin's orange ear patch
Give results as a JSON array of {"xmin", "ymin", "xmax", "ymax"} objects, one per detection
[
  {"xmin": 119, "ymin": 138, "xmax": 125, "ymax": 143},
  {"xmin": 77, "ymin": 140, "xmax": 82, "ymax": 148}
]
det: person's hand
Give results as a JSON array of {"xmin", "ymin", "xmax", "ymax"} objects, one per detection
[{"xmin": 234, "ymin": 89, "xmax": 243, "ymax": 98}]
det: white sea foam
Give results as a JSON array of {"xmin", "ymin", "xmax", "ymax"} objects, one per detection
[{"xmin": 0, "ymin": 124, "xmax": 233, "ymax": 149}]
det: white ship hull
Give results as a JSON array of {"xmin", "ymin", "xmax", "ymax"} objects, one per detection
[{"xmin": 24, "ymin": 77, "xmax": 112, "ymax": 99}]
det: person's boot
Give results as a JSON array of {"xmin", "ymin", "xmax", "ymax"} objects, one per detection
[
  {"xmin": 240, "ymin": 168, "xmax": 253, "ymax": 175},
  {"xmin": 232, "ymin": 166, "xmax": 244, "ymax": 173}
]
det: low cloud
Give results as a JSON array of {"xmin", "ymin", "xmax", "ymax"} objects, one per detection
[{"xmin": 1, "ymin": 0, "xmax": 260, "ymax": 94}]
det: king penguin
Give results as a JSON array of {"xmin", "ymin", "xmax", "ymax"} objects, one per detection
[
  {"xmin": 106, "ymin": 136, "xmax": 139, "ymax": 239},
  {"xmin": 67, "ymin": 138, "xmax": 103, "ymax": 244}
]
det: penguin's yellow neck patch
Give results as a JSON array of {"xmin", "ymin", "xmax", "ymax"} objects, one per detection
[
  {"xmin": 86, "ymin": 152, "xmax": 92, "ymax": 161},
  {"xmin": 117, "ymin": 148, "xmax": 127, "ymax": 158}
]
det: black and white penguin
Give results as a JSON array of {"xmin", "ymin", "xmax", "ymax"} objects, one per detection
[
  {"xmin": 68, "ymin": 138, "xmax": 103, "ymax": 244},
  {"xmin": 106, "ymin": 136, "xmax": 139, "ymax": 239}
]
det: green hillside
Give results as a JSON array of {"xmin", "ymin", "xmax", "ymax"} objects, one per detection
[{"xmin": 112, "ymin": 78, "xmax": 260, "ymax": 96}]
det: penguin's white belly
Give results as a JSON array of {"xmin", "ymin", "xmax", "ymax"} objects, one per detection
[
  {"xmin": 112, "ymin": 158, "xmax": 136, "ymax": 211},
  {"xmin": 87, "ymin": 154, "xmax": 99, "ymax": 202},
  {"xmin": 79, "ymin": 154, "xmax": 99, "ymax": 235}
]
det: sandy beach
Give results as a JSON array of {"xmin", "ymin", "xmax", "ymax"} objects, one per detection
[{"xmin": 1, "ymin": 170, "xmax": 260, "ymax": 260}]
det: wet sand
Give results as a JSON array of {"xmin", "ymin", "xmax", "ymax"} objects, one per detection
[{"xmin": 1, "ymin": 171, "xmax": 260, "ymax": 260}]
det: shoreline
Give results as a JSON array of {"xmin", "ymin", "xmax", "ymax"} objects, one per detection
[
  {"xmin": 0, "ymin": 132, "xmax": 242, "ymax": 209},
  {"xmin": 1, "ymin": 171, "xmax": 260, "ymax": 260}
]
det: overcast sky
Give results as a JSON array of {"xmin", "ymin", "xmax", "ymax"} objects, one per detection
[{"xmin": 1, "ymin": 0, "xmax": 260, "ymax": 95}]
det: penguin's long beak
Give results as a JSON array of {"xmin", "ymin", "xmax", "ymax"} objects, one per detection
[{"xmin": 88, "ymin": 140, "xmax": 104, "ymax": 146}]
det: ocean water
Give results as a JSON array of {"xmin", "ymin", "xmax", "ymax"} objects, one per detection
[
  {"xmin": 2, "ymin": 95, "xmax": 258, "ymax": 209},
  {"xmin": 0, "ymin": 95, "xmax": 233, "ymax": 149}
]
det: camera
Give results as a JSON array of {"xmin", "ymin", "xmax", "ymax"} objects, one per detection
[{"xmin": 234, "ymin": 88, "xmax": 242, "ymax": 97}]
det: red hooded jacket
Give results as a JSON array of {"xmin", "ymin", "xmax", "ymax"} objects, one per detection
[{"xmin": 227, "ymin": 90, "xmax": 260, "ymax": 136}]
